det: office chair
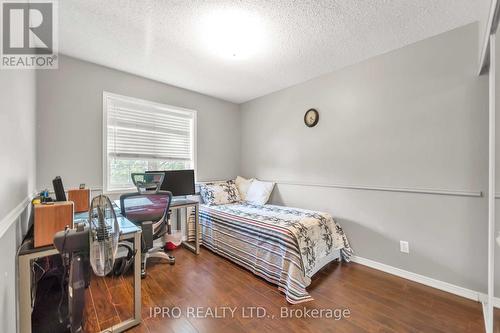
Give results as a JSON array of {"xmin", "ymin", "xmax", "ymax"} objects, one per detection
[{"xmin": 120, "ymin": 191, "xmax": 175, "ymax": 277}]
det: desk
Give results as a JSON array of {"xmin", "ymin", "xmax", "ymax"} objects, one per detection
[
  {"xmin": 18, "ymin": 209, "xmax": 142, "ymax": 333},
  {"xmin": 171, "ymin": 198, "xmax": 200, "ymax": 255},
  {"xmin": 114, "ymin": 198, "xmax": 200, "ymax": 255}
]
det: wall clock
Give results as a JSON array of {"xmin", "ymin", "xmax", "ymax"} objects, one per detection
[{"xmin": 304, "ymin": 108, "xmax": 319, "ymax": 127}]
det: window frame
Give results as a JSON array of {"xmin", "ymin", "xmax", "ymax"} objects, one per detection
[{"xmin": 102, "ymin": 91, "xmax": 197, "ymax": 194}]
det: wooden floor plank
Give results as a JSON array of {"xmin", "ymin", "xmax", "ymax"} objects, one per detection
[
  {"xmin": 82, "ymin": 247, "xmax": 487, "ymax": 333},
  {"xmin": 88, "ymin": 276, "xmax": 119, "ymax": 326},
  {"xmin": 495, "ymin": 308, "xmax": 500, "ymax": 333},
  {"xmin": 82, "ymin": 288, "xmax": 100, "ymax": 333}
]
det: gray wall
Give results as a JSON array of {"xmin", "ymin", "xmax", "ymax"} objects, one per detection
[
  {"xmin": 0, "ymin": 70, "xmax": 37, "ymax": 333},
  {"xmin": 36, "ymin": 55, "xmax": 241, "ymax": 190},
  {"xmin": 0, "ymin": 70, "xmax": 36, "ymax": 219},
  {"xmin": 240, "ymin": 23, "xmax": 489, "ymax": 292}
]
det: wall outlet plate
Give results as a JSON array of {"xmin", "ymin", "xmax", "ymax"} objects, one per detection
[{"xmin": 400, "ymin": 241, "xmax": 409, "ymax": 254}]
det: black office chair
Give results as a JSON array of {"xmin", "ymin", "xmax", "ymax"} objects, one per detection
[{"xmin": 120, "ymin": 191, "xmax": 175, "ymax": 277}]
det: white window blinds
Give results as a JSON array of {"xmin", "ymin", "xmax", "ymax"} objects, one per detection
[{"xmin": 106, "ymin": 96, "xmax": 194, "ymax": 161}]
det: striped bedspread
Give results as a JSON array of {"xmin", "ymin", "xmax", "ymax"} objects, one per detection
[{"xmin": 199, "ymin": 202, "xmax": 352, "ymax": 304}]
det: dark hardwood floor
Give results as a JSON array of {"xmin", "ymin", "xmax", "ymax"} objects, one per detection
[
  {"xmin": 83, "ymin": 247, "xmax": 488, "ymax": 333},
  {"xmin": 496, "ymin": 309, "xmax": 500, "ymax": 333}
]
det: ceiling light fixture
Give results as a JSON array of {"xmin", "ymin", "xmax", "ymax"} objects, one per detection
[{"xmin": 199, "ymin": 8, "xmax": 265, "ymax": 60}]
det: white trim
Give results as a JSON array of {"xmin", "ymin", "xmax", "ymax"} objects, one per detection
[
  {"xmin": 483, "ymin": 301, "xmax": 490, "ymax": 330},
  {"xmin": 193, "ymin": 179, "xmax": 482, "ymax": 198},
  {"xmin": 268, "ymin": 180, "xmax": 482, "ymax": 198},
  {"xmin": 486, "ymin": 33, "xmax": 496, "ymax": 333},
  {"xmin": 102, "ymin": 91, "xmax": 197, "ymax": 193},
  {"xmin": 0, "ymin": 195, "xmax": 33, "ymax": 239},
  {"xmin": 103, "ymin": 92, "xmax": 109, "ymax": 193},
  {"xmin": 192, "ymin": 110, "xmax": 198, "ymax": 182},
  {"xmin": 351, "ymin": 255, "xmax": 500, "ymax": 309},
  {"xmin": 103, "ymin": 91, "xmax": 199, "ymax": 116},
  {"xmin": 478, "ymin": 0, "xmax": 500, "ymax": 75}
]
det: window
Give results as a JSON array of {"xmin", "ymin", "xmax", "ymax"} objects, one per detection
[{"xmin": 103, "ymin": 92, "xmax": 196, "ymax": 192}]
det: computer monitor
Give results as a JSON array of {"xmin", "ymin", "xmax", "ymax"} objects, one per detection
[
  {"xmin": 145, "ymin": 169, "xmax": 195, "ymax": 196},
  {"xmin": 52, "ymin": 176, "xmax": 67, "ymax": 201}
]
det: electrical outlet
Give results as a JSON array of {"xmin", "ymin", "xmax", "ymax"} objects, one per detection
[{"xmin": 400, "ymin": 241, "xmax": 409, "ymax": 254}]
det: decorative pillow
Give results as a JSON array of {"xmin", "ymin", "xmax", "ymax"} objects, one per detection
[
  {"xmin": 235, "ymin": 176, "xmax": 254, "ymax": 200},
  {"xmin": 246, "ymin": 179, "xmax": 275, "ymax": 205},
  {"xmin": 200, "ymin": 180, "xmax": 241, "ymax": 205}
]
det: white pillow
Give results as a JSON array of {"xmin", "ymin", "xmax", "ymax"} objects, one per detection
[
  {"xmin": 235, "ymin": 176, "xmax": 254, "ymax": 200},
  {"xmin": 246, "ymin": 179, "xmax": 275, "ymax": 205}
]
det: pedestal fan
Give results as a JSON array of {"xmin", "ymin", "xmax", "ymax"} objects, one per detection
[{"xmin": 53, "ymin": 195, "xmax": 120, "ymax": 333}]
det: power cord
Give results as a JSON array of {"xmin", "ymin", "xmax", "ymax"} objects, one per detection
[{"xmin": 57, "ymin": 227, "xmax": 70, "ymax": 325}]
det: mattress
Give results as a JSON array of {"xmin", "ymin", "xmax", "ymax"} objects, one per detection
[{"xmin": 199, "ymin": 202, "xmax": 352, "ymax": 304}]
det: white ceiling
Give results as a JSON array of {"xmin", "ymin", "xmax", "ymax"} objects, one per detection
[{"xmin": 59, "ymin": 1, "xmax": 481, "ymax": 104}]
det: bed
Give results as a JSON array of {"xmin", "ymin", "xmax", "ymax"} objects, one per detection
[{"xmin": 199, "ymin": 201, "xmax": 352, "ymax": 304}]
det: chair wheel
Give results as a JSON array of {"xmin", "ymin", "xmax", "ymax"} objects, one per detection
[{"xmin": 141, "ymin": 270, "xmax": 146, "ymax": 278}]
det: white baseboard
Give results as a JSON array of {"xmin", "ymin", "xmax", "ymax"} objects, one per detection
[
  {"xmin": 482, "ymin": 301, "xmax": 491, "ymax": 333},
  {"xmin": 351, "ymin": 255, "xmax": 500, "ymax": 308}
]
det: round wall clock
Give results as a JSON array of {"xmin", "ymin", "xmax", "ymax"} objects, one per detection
[{"xmin": 304, "ymin": 108, "xmax": 319, "ymax": 127}]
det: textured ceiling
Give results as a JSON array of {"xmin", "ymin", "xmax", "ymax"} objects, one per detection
[{"xmin": 59, "ymin": 1, "xmax": 481, "ymax": 103}]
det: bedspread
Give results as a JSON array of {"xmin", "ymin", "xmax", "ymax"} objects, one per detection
[{"xmin": 199, "ymin": 202, "xmax": 352, "ymax": 303}]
